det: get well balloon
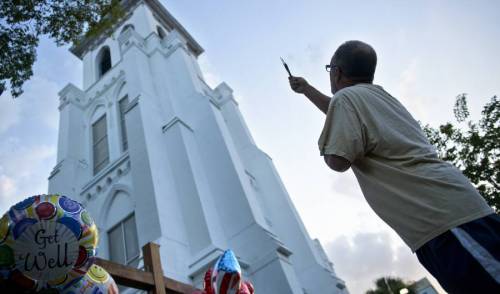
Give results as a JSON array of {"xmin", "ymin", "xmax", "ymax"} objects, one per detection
[{"xmin": 0, "ymin": 194, "xmax": 99, "ymax": 291}]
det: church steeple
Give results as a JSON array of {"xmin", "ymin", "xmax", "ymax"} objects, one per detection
[
  {"xmin": 49, "ymin": 1, "xmax": 348, "ymax": 293},
  {"xmin": 69, "ymin": 0, "xmax": 203, "ymax": 89}
]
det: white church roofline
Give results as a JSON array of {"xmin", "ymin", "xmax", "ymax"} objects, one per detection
[{"xmin": 70, "ymin": 0, "xmax": 204, "ymax": 59}]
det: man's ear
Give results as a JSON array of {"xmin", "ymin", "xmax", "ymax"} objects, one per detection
[{"xmin": 335, "ymin": 67, "xmax": 342, "ymax": 85}]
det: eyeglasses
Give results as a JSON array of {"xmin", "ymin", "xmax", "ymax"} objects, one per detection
[{"xmin": 325, "ymin": 64, "xmax": 337, "ymax": 72}]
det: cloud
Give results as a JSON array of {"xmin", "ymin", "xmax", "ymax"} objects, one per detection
[
  {"xmin": 395, "ymin": 59, "xmax": 430, "ymax": 121},
  {"xmin": 19, "ymin": 76, "xmax": 60, "ymax": 130},
  {"xmin": 198, "ymin": 55, "xmax": 223, "ymax": 88},
  {"xmin": 305, "ymin": 43, "xmax": 324, "ymax": 64},
  {"xmin": 0, "ymin": 174, "xmax": 16, "ymax": 203},
  {"xmin": 0, "ymin": 75, "xmax": 60, "ymax": 137},
  {"xmin": 0, "ymin": 138, "xmax": 56, "ymax": 211},
  {"xmin": 326, "ymin": 232, "xmax": 444, "ymax": 294},
  {"xmin": 0, "ymin": 94, "xmax": 21, "ymax": 134},
  {"xmin": 0, "ymin": 73, "xmax": 60, "ymax": 213}
]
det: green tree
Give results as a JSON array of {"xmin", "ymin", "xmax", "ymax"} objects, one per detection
[
  {"xmin": 423, "ymin": 94, "xmax": 499, "ymax": 212},
  {"xmin": 366, "ymin": 276, "xmax": 415, "ymax": 294},
  {"xmin": 0, "ymin": 0, "xmax": 124, "ymax": 98}
]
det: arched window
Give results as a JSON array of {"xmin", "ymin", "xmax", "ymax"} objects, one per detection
[
  {"xmin": 157, "ymin": 26, "xmax": 166, "ymax": 40},
  {"xmin": 97, "ymin": 46, "xmax": 112, "ymax": 78},
  {"xmin": 121, "ymin": 24, "xmax": 135, "ymax": 34}
]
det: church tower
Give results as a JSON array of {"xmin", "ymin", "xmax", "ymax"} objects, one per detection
[{"xmin": 48, "ymin": 1, "xmax": 348, "ymax": 293}]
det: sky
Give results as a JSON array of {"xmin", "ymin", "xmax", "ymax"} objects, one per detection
[{"xmin": 1, "ymin": 0, "xmax": 499, "ymax": 293}]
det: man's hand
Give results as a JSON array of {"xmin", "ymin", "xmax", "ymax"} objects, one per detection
[
  {"xmin": 288, "ymin": 76, "xmax": 330, "ymax": 114},
  {"xmin": 289, "ymin": 76, "xmax": 311, "ymax": 94}
]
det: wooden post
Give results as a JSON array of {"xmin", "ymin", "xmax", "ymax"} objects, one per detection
[
  {"xmin": 94, "ymin": 242, "xmax": 198, "ymax": 293},
  {"xmin": 143, "ymin": 242, "xmax": 166, "ymax": 294}
]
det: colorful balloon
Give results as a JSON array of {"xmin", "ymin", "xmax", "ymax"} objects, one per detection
[
  {"xmin": 239, "ymin": 281, "xmax": 254, "ymax": 294},
  {"xmin": 195, "ymin": 250, "xmax": 255, "ymax": 294},
  {"xmin": 211, "ymin": 250, "xmax": 242, "ymax": 294},
  {"xmin": 61, "ymin": 264, "xmax": 118, "ymax": 294},
  {"xmin": 0, "ymin": 194, "xmax": 99, "ymax": 291}
]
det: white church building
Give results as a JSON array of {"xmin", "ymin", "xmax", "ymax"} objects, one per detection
[{"xmin": 48, "ymin": 0, "xmax": 348, "ymax": 293}]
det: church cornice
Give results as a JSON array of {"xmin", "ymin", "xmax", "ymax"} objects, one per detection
[
  {"xmin": 70, "ymin": 0, "xmax": 203, "ymax": 59},
  {"xmin": 162, "ymin": 116, "xmax": 194, "ymax": 133},
  {"xmin": 80, "ymin": 152, "xmax": 131, "ymax": 202},
  {"xmin": 85, "ymin": 68, "xmax": 125, "ymax": 102},
  {"xmin": 58, "ymin": 83, "xmax": 86, "ymax": 110}
]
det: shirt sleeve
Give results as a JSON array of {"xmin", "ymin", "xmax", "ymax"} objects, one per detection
[{"xmin": 318, "ymin": 95, "xmax": 366, "ymax": 163}]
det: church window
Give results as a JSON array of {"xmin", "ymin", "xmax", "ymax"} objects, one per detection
[
  {"xmin": 108, "ymin": 214, "xmax": 140, "ymax": 267},
  {"xmin": 92, "ymin": 115, "xmax": 110, "ymax": 174},
  {"xmin": 119, "ymin": 95, "xmax": 129, "ymax": 151},
  {"xmin": 97, "ymin": 46, "xmax": 112, "ymax": 78},
  {"xmin": 157, "ymin": 26, "xmax": 166, "ymax": 40}
]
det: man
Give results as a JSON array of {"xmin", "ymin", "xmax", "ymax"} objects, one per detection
[{"xmin": 289, "ymin": 40, "xmax": 499, "ymax": 293}]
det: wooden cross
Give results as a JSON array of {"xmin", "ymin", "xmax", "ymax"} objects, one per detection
[{"xmin": 95, "ymin": 242, "xmax": 198, "ymax": 294}]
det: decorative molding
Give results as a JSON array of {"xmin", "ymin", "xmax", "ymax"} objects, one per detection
[
  {"xmin": 213, "ymin": 82, "xmax": 239, "ymax": 107},
  {"xmin": 162, "ymin": 116, "xmax": 193, "ymax": 133},
  {"xmin": 78, "ymin": 159, "xmax": 89, "ymax": 170},
  {"xmin": 248, "ymin": 249, "xmax": 292, "ymax": 276},
  {"xmin": 80, "ymin": 152, "xmax": 131, "ymax": 198},
  {"xmin": 58, "ymin": 83, "xmax": 86, "ymax": 110},
  {"xmin": 276, "ymin": 245, "xmax": 293, "ymax": 257},
  {"xmin": 86, "ymin": 69, "xmax": 125, "ymax": 104},
  {"xmin": 58, "ymin": 99, "xmax": 70, "ymax": 111},
  {"xmin": 118, "ymin": 26, "xmax": 148, "ymax": 56},
  {"xmin": 245, "ymin": 169, "xmax": 259, "ymax": 190},
  {"xmin": 48, "ymin": 160, "xmax": 64, "ymax": 180},
  {"xmin": 98, "ymin": 183, "xmax": 136, "ymax": 226},
  {"xmin": 149, "ymin": 39, "xmax": 186, "ymax": 61},
  {"xmin": 208, "ymin": 98, "xmax": 221, "ymax": 110}
]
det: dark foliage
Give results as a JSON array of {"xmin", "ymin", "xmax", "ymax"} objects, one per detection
[
  {"xmin": 423, "ymin": 94, "xmax": 499, "ymax": 212},
  {"xmin": 0, "ymin": 0, "xmax": 124, "ymax": 98},
  {"xmin": 365, "ymin": 276, "xmax": 415, "ymax": 294}
]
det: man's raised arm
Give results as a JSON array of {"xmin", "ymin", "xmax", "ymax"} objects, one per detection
[{"xmin": 289, "ymin": 76, "xmax": 331, "ymax": 114}]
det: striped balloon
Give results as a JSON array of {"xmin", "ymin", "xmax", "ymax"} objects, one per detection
[{"xmin": 211, "ymin": 250, "xmax": 242, "ymax": 294}]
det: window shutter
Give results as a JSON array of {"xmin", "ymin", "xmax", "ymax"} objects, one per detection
[
  {"xmin": 119, "ymin": 96, "xmax": 129, "ymax": 151},
  {"xmin": 107, "ymin": 214, "xmax": 140, "ymax": 268},
  {"xmin": 92, "ymin": 115, "xmax": 109, "ymax": 174},
  {"xmin": 108, "ymin": 224, "xmax": 126, "ymax": 265},
  {"xmin": 124, "ymin": 214, "xmax": 140, "ymax": 266}
]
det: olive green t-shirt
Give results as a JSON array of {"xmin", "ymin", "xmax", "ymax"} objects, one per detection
[{"xmin": 318, "ymin": 84, "xmax": 493, "ymax": 251}]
